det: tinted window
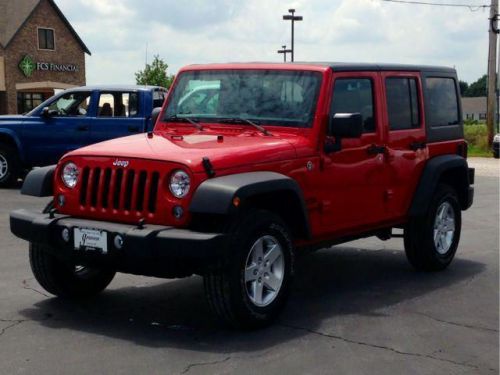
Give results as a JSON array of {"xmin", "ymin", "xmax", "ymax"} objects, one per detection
[
  {"xmin": 97, "ymin": 92, "xmax": 139, "ymax": 117},
  {"xmin": 38, "ymin": 28, "xmax": 54, "ymax": 50},
  {"xmin": 331, "ymin": 78, "xmax": 375, "ymax": 132},
  {"xmin": 164, "ymin": 70, "xmax": 322, "ymax": 128},
  {"xmin": 425, "ymin": 77, "xmax": 459, "ymax": 127},
  {"xmin": 386, "ymin": 78, "xmax": 420, "ymax": 130},
  {"xmin": 48, "ymin": 92, "xmax": 90, "ymax": 116},
  {"xmin": 153, "ymin": 90, "xmax": 166, "ymax": 108}
]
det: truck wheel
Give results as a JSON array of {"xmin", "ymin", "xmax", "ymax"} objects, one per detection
[
  {"xmin": 204, "ymin": 210, "xmax": 293, "ymax": 329},
  {"xmin": 29, "ymin": 244, "xmax": 116, "ymax": 298},
  {"xmin": 0, "ymin": 143, "xmax": 20, "ymax": 188},
  {"xmin": 404, "ymin": 184, "xmax": 461, "ymax": 271}
]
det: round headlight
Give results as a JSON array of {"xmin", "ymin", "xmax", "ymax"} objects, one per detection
[
  {"xmin": 169, "ymin": 170, "xmax": 190, "ymax": 198},
  {"xmin": 61, "ymin": 162, "xmax": 79, "ymax": 188}
]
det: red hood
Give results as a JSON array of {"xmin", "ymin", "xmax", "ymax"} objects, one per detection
[{"xmin": 66, "ymin": 130, "xmax": 300, "ymax": 173}]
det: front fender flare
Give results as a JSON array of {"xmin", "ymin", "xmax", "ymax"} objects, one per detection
[{"xmin": 189, "ymin": 171, "xmax": 311, "ymax": 238}]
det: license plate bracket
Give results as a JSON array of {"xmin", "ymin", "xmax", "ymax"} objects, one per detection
[{"xmin": 73, "ymin": 227, "xmax": 108, "ymax": 254}]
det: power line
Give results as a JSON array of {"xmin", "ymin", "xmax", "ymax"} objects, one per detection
[{"xmin": 380, "ymin": 0, "xmax": 490, "ymax": 11}]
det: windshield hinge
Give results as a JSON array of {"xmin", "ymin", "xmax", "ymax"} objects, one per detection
[{"xmin": 202, "ymin": 157, "xmax": 216, "ymax": 178}]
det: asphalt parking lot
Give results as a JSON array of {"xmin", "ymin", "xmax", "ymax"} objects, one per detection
[{"xmin": 0, "ymin": 158, "xmax": 498, "ymax": 375}]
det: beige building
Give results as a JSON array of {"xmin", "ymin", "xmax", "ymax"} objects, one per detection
[
  {"xmin": 0, "ymin": 0, "xmax": 90, "ymax": 114},
  {"xmin": 462, "ymin": 97, "xmax": 487, "ymax": 122}
]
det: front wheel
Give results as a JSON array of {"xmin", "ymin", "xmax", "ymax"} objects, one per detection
[
  {"xmin": 29, "ymin": 244, "xmax": 116, "ymax": 298},
  {"xmin": 404, "ymin": 184, "xmax": 462, "ymax": 271},
  {"xmin": 204, "ymin": 210, "xmax": 293, "ymax": 329},
  {"xmin": 0, "ymin": 143, "xmax": 21, "ymax": 188}
]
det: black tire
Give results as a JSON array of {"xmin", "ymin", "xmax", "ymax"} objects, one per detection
[
  {"xmin": 29, "ymin": 244, "xmax": 116, "ymax": 298},
  {"xmin": 404, "ymin": 184, "xmax": 462, "ymax": 271},
  {"xmin": 204, "ymin": 209, "xmax": 294, "ymax": 329},
  {"xmin": 493, "ymin": 148, "xmax": 499, "ymax": 159},
  {"xmin": 0, "ymin": 143, "xmax": 21, "ymax": 188},
  {"xmin": 28, "ymin": 201, "xmax": 115, "ymax": 298}
]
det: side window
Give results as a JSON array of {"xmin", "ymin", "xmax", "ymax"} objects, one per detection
[
  {"xmin": 386, "ymin": 78, "xmax": 420, "ymax": 130},
  {"xmin": 153, "ymin": 90, "xmax": 166, "ymax": 108},
  {"xmin": 425, "ymin": 77, "xmax": 459, "ymax": 127},
  {"xmin": 331, "ymin": 78, "xmax": 375, "ymax": 133},
  {"xmin": 98, "ymin": 92, "xmax": 139, "ymax": 117},
  {"xmin": 48, "ymin": 92, "xmax": 90, "ymax": 116}
]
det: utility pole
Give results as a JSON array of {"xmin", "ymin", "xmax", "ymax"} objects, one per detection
[
  {"xmin": 487, "ymin": 0, "xmax": 498, "ymax": 146},
  {"xmin": 277, "ymin": 45, "xmax": 292, "ymax": 62},
  {"xmin": 282, "ymin": 9, "xmax": 303, "ymax": 62}
]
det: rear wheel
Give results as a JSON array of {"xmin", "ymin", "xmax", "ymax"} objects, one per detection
[
  {"xmin": 204, "ymin": 210, "xmax": 293, "ymax": 329},
  {"xmin": 0, "ymin": 143, "xmax": 20, "ymax": 188},
  {"xmin": 404, "ymin": 184, "xmax": 461, "ymax": 271}
]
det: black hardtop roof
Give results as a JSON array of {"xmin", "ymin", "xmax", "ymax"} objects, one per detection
[{"xmin": 296, "ymin": 62, "xmax": 456, "ymax": 73}]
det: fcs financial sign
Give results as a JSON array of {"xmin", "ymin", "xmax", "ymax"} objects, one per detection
[{"xmin": 18, "ymin": 55, "xmax": 78, "ymax": 78}]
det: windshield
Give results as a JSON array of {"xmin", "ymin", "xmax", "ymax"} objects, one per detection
[{"xmin": 163, "ymin": 70, "xmax": 322, "ymax": 128}]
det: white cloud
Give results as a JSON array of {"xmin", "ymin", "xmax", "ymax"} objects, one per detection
[{"xmin": 57, "ymin": 0, "xmax": 490, "ymax": 84}]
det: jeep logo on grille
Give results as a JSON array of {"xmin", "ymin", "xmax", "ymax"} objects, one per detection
[{"xmin": 113, "ymin": 159, "xmax": 129, "ymax": 168}]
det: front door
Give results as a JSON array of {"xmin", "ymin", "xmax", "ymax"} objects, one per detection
[
  {"xmin": 23, "ymin": 91, "xmax": 93, "ymax": 166},
  {"xmin": 318, "ymin": 72, "xmax": 388, "ymax": 235}
]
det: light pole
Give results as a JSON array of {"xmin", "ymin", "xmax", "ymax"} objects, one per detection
[
  {"xmin": 277, "ymin": 45, "xmax": 292, "ymax": 62},
  {"xmin": 282, "ymin": 9, "xmax": 303, "ymax": 62}
]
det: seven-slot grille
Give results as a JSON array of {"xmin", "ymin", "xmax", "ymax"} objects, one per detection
[{"xmin": 79, "ymin": 167, "xmax": 160, "ymax": 214}]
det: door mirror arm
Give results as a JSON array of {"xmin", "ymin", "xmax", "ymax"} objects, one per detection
[
  {"xmin": 42, "ymin": 107, "xmax": 57, "ymax": 119},
  {"xmin": 324, "ymin": 136, "xmax": 342, "ymax": 153}
]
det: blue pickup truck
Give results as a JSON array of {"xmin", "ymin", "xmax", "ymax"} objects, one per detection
[{"xmin": 0, "ymin": 85, "xmax": 167, "ymax": 187}]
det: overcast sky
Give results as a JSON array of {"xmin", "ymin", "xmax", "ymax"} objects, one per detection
[{"xmin": 56, "ymin": 0, "xmax": 491, "ymax": 85}]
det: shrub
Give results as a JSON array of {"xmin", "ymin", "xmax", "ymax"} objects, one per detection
[{"xmin": 464, "ymin": 123, "xmax": 489, "ymax": 151}]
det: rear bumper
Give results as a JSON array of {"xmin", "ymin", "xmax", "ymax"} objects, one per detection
[{"xmin": 10, "ymin": 209, "xmax": 226, "ymax": 277}]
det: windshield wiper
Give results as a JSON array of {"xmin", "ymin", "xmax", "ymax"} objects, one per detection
[
  {"xmin": 217, "ymin": 117, "xmax": 271, "ymax": 136},
  {"xmin": 165, "ymin": 114, "xmax": 203, "ymax": 130}
]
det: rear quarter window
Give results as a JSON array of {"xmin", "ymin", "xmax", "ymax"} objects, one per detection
[{"xmin": 425, "ymin": 77, "xmax": 459, "ymax": 127}]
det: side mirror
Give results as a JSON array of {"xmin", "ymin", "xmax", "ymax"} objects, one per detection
[
  {"xmin": 325, "ymin": 113, "xmax": 363, "ymax": 153},
  {"xmin": 151, "ymin": 107, "xmax": 162, "ymax": 127},
  {"xmin": 329, "ymin": 113, "xmax": 363, "ymax": 138},
  {"xmin": 42, "ymin": 107, "xmax": 57, "ymax": 118}
]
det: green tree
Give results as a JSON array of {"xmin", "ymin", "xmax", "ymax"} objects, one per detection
[
  {"xmin": 135, "ymin": 55, "xmax": 175, "ymax": 88},
  {"xmin": 463, "ymin": 75, "xmax": 487, "ymax": 97},
  {"xmin": 459, "ymin": 80, "xmax": 469, "ymax": 96}
]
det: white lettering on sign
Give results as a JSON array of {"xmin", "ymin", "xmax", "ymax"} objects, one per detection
[{"xmin": 36, "ymin": 61, "xmax": 78, "ymax": 72}]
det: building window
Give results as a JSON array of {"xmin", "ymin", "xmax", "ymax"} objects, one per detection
[
  {"xmin": 479, "ymin": 113, "xmax": 486, "ymax": 120},
  {"xmin": 17, "ymin": 92, "xmax": 43, "ymax": 114},
  {"xmin": 38, "ymin": 28, "xmax": 55, "ymax": 50}
]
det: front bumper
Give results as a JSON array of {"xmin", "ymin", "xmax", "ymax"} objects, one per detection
[{"xmin": 10, "ymin": 209, "xmax": 226, "ymax": 277}]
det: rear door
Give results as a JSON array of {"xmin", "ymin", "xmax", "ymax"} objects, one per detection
[
  {"xmin": 318, "ymin": 72, "xmax": 388, "ymax": 234},
  {"xmin": 381, "ymin": 72, "xmax": 427, "ymax": 220},
  {"xmin": 90, "ymin": 91, "xmax": 144, "ymax": 144}
]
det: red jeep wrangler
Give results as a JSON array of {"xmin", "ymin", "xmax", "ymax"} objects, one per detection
[{"xmin": 10, "ymin": 63, "xmax": 474, "ymax": 328}]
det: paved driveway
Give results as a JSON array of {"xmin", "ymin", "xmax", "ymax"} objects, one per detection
[{"xmin": 0, "ymin": 158, "xmax": 498, "ymax": 375}]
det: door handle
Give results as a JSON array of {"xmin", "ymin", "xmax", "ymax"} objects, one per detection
[
  {"xmin": 367, "ymin": 144, "xmax": 386, "ymax": 155},
  {"xmin": 128, "ymin": 125, "xmax": 140, "ymax": 132},
  {"xmin": 409, "ymin": 142, "xmax": 426, "ymax": 151},
  {"xmin": 76, "ymin": 125, "xmax": 89, "ymax": 131}
]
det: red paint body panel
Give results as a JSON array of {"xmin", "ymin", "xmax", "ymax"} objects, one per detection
[{"xmin": 54, "ymin": 62, "xmax": 465, "ymax": 247}]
